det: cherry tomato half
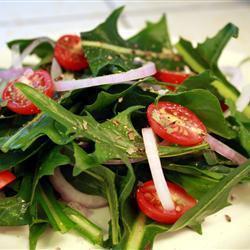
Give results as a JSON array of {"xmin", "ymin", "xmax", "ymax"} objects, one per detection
[
  {"xmin": 0, "ymin": 170, "xmax": 16, "ymax": 189},
  {"xmin": 155, "ymin": 70, "xmax": 190, "ymax": 91},
  {"xmin": 136, "ymin": 180, "xmax": 197, "ymax": 224},
  {"xmin": 147, "ymin": 101, "xmax": 207, "ymax": 146},
  {"xmin": 2, "ymin": 69, "xmax": 54, "ymax": 115},
  {"xmin": 54, "ymin": 34, "xmax": 88, "ymax": 71}
]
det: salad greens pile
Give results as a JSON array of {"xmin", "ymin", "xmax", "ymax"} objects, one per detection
[{"xmin": 0, "ymin": 7, "xmax": 250, "ymax": 250}]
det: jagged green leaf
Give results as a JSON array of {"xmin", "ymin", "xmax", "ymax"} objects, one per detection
[{"xmin": 81, "ymin": 7, "xmax": 182, "ymax": 75}]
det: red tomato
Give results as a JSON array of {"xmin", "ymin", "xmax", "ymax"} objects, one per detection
[
  {"xmin": 220, "ymin": 101, "xmax": 229, "ymax": 112},
  {"xmin": 2, "ymin": 69, "xmax": 54, "ymax": 115},
  {"xmin": 136, "ymin": 180, "xmax": 197, "ymax": 224},
  {"xmin": 54, "ymin": 34, "xmax": 88, "ymax": 71},
  {"xmin": 0, "ymin": 170, "xmax": 16, "ymax": 189},
  {"xmin": 155, "ymin": 70, "xmax": 190, "ymax": 90},
  {"xmin": 147, "ymin": 102, "xmax": 207, "ymax": 146}
]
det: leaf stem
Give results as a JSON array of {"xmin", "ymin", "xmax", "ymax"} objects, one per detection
[
  {"xmin": 82, "ymin": 40, "xmax": 178, "ymax": 60},
  {"xmin": 125, "ymin": 213, "xmax": 146, "ymax": 250}
]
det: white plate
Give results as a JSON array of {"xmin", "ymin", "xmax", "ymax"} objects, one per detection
[{"xmin": 0, "ymin": 37, "xmax": 250, "ymax": 250}]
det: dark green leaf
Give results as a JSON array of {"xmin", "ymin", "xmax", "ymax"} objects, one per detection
[
  {"xmin": 16, "ymin": 82, "xmax": 145, "ymax": 162},
  {"xmin": 64, "ymin": 164, "xmax": 120, "ymax": 245},
  {"xmin": 113, "ymin": 160, "xmax": 137, "ymax": 249},
  {"xmin": 85, "ymin": 166, "xmax": 120, "ymax": 245},
  {"xmin": 1, "ymin": 114, "xmax": 72, "ymax": 152},
  {"xmin": 37, "ymin": 146, "xmax": 71, "ymax": 178},
  {"xmin": 72, "ymin": 143, "xmax": 99, "ymax": 175},
  {"xmin": 81, "ymin": 7, "xmax": 182, "ymax": 75},
  {"xmin": 31, "ymin": 146, "xmax": 71, "ymax": 200},
  {"xmin": 168, "ymin": 172, "xmax": 218, "ymax": 199},
  {"xmin": 16, "ymin": 83, "xmax": 209, "ymax": 164},
  {"xmin": 163, "ymin": 163, "xmax": 224, "ymax": 180},
  {"xmin": 226, "ymin": 99, "xmax": 250, "ymax": 155},
  {"xmin": 0, "ymin": 143, "xmax": 44, "ymax": 171},
  {"xmin": 85, "ymin": 82, "xmax": 140, "ymax": 120},
  {"xmin": 159, "ymin": 142, "xmax": 209, "ymax": 158},
  {"xmin": 0, "ymin": 176, "xmax": 32, "ymax": 226},
  {"xmin": 178, "ymin": 71, "xmax": 219, "ymax": 96},
  {"xmin": 127, "ymin": 15, "xmax": 172, "ymax": 52},
  {"xmin": 0, "ymin": 113, "xmax": 32, "ymax": 138}
]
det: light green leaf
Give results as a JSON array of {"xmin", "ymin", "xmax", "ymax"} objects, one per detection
[
  {"xmin": 63, "ymin": 205, "xmax": 103, "ymax": 246},
  {"xmin": 175, "ymin": 23, "xmax": 250, "ymax": 118},
  {"xmin": 37, "ymin": 182, "xmax": 75, "ymax": 233},
  {"xmin": 29, "ymin": 223, "xmax": 47, "ymax": 250},
  {"xmin": 197, "ymin": 23, "xmax": 238, "ymax": 68}
]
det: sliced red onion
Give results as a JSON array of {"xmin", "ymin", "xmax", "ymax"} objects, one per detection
[
  {"xmin": 49, "ymin": 168, "xmax": 107, "ymax": 209},
  {"xmin": 142, "ymin": 127, "xmax": 175, "ymax": 211},
  {"xmin": 236, "ymin": 84, "xmax": 250, "ymax": 112},
  {"xmin": 12, "ymin": 37, "xmax": 54, "ymax": 68},
  {"xmin": 205, "ymin": 134, "xmax": 247, "ymax": 165},
  {"xmin": 54, "ymin": 62, "xmax": 157, "ymax": 92},
  {"xmin": 11, "ymin": 44, "xmax": 22, "ymax": 69},
  {"xmin": 159, "ymin": 140, "xmax": 172, "ymax": 146},
  {"xmin": 221, "ymin": 66, "xmax": 244, "ymax": 90},
  {"xmin": 51, "ymin": 57, "xmax": 62, "ymax": 80},
  {"xmin": 67, "ymin": 201, "xmax": 92, "ymax": 217},
  {"xmin": 0, "ymin": 68, "xmax": 29, "ymax": 81}
]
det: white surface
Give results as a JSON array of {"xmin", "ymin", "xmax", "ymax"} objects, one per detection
[
  {"xmin": 0, "ymin": 1, "xmax": 250, "ymax": 55},
  {"xmin": 1, "ymin": 3, "xmax": 250, "ymax": 249}
]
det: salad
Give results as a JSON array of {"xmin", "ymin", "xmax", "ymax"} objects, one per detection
[{"xmin": 0, "ymin": 7, "xmax": 250, "ymax": 250}]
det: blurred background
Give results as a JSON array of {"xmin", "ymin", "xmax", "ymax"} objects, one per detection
[{"xmin": 0, "ymin": 1, "xmax": 250, "ymax": 54}]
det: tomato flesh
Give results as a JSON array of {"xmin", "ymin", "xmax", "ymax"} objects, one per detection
[
  {"xmin": 0, "ymin": 170, "xmax": 16, "ymax": 189},
  {"xmin": 147, "ymin": 101, "xmax": 207, "ymax": 146},
  {"xmin": 2, "ymin": 69, "xmax": 54, "ymax": 115},
  {"xmin": 136, "ymin": 180, "xmax": 197, "ymax": 224},
  {"xmin": 155, "ymin": 70, "xmax": 190, "ymax": 91},
  {"xmin": 54, "ymin": 34, "xmax": 88, "ymax": 71},
  {"xmin": 220, "ymin": 101, "xmax": 229, "ymax": 112}
]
